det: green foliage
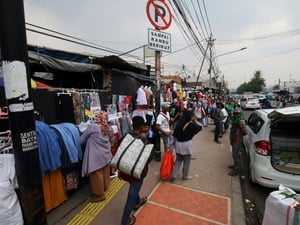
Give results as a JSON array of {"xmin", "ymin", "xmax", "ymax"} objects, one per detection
[{"xmin": 236, "ymin": 70, "xmax": 266, "ymax": 94}]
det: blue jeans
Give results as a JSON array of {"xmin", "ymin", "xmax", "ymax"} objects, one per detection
[
  {"xmin": 120, "ymin": 179, "xmax": 143, "ymax": 225},
  {"xmin": 160, "ymin": 133, "xmax": 171, "ymax": 151},
  {"xmin": 231, "ymin": 142, "xmax": 242, "ymax": 172}
]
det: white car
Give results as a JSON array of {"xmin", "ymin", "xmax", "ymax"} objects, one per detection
[
  {"xmin": 243, "ymin": 106, "xmax": 300, "ymax": 191},
  {"xmin": 240, "ymin": 96, "xmax": 261, "ymax": 110}
]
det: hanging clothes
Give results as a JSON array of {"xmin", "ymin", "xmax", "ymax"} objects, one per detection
[
  {"xmin": 42, "ymin": 169, "xmax": 67, "ymax": 213},
  {"xmin": 0, "ymin": 154, "xmax": 23, "ymax": 225},
  {"xmin": 35, "ymin": 120, "xmax": 62, "ymax": 176},
  {"xmin": 136, "ymin": 86, "xmax": 147, "ymax": 106},
  {"xmin": 89, "ymin": 92, "xmax": 101, "ymax": 114},
  {"xmin": 71, "ymin": 91, "xmax": 85, "ymax": 125},
  {"xmin": 57, "ymin": 93, "xmax": 76, "ymax": 124},
  {"xmin": 50, "ymin": 123, "xmax": 83, "ymax": 164}
]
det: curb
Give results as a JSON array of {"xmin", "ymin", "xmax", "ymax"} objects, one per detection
[{"xmin": 231, "ymin": 176, "xmax": 246, "ymax": 225}]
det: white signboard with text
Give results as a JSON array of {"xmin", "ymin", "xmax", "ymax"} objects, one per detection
[{"xmin": 148, "ymin": 28, "xmax": 171, "ymax": 53}]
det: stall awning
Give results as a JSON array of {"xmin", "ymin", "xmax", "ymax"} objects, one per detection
[{"xmin": 28, "ymin": 51, "xmax": 102, "ymax": 73}]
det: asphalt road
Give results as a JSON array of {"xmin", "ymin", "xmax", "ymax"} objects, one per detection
[{"xmin": 239, "ymin": 110, "xmax": 277, "ymax": 225}]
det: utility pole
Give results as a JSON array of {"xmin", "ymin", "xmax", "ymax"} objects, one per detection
[
  {"xmin": 154, "ymin": 50, "xmax": 161, "ymax": 161},
  {"xmin": 0, "ymin": 1, "xmax": 47, "ymax": 224},
  {"xmin": 208, "ymin": 35, "xmax": 214, "ymax": 94}
]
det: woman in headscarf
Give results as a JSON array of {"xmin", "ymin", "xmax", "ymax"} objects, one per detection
[{"xmin": 81, "ymin": 111, "xmax": 114, "ymax": 202}]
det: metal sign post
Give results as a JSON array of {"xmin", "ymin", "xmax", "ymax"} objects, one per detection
[
  {"xmin": 0, "ymin": 1, "xmax": 47, "ymax": 224},
  {"xmin": 146, "ymin": 0, "xmax": 172, "ymax": 161}
]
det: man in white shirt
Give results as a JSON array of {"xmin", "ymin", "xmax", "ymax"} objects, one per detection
[
  {"xmin": 220, "ymin": 103, "xmax": 228, "ymax": 137},
  {"xmin": 155, "ymin": 102, "xmax": 171, "ymax": 151}
]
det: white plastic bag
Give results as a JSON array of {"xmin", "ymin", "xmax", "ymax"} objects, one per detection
[{"xmin": 262, "ymin": 185, "xmax": 300, "ymax": 225}]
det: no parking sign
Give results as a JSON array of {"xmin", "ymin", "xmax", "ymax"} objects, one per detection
[{"xmin": 146, "ymin": 0, "xmax": 172, "ymax": 30}]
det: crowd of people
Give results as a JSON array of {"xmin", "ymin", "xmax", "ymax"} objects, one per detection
[
  {"xmin": 80, "ymin": 91, "xmax": 248, "ymax": 225},
  {"xmin": 155, "ymin": 92, "xmax": 248, "ymax": 179}
]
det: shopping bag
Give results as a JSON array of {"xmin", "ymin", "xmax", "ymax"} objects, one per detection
[
  {"xmin": 110, "ymin": 133, "xmax": 153, "ymax": 179},
  {"xmin": 160, "ymin": 149, "xmax": 174, "ymax": 180}
]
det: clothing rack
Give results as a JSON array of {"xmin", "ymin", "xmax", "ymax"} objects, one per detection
[{"xmin": 49, "ymin": 87, "xmax": 108, "ymax": 93}]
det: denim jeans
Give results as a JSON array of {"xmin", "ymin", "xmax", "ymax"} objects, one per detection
[
  {"xmin": 160, "ymin": 133, "xmax": 171, "ymax": 151},
  {"xmin": 231, "ymin": 142, "xmax": 242, "ymax": 172},
  {"xmin": 120, "ymin": 179, "xmax": 143, "ymax": 225}
]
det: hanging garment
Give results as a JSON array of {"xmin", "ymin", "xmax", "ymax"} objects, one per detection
[
  {"xmin": 136, "ymin": 87, "xmax": 147, "ymax": 105},
  {"xmin": 36, "ymin": 120, "xmax": 62, "ymax": 176},
  {"xmin": 50, "ymin": 123, "xmax": 83, "ymax": 164},
  {"xmin": 42, "ymin": 169, "xmax": 68, "ymax": 213},
  {"xmin": 89, "ymin": 92, "xmax": 101, "ymax": 114},
  {"xmin": 57, "ymin": 93, "xmax": 76, "ymax": 124},
  {"xmin": 71, "ymin": 91, "xmax": 85, "ymax": 125},
  {"xmin": 0, "ymin": 154, "xmax": 23, "ymax": 225}
]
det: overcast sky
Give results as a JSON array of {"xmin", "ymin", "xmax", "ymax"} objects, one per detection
[{"xmin": 24, "ymin": 0, "xmax": 300, "ymax": 89}]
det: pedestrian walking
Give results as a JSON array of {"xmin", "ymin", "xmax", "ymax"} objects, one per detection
[
  {"xmin": 212, "ymin": 101, "xmax": 224, "ymax": 144},
  {"xmin": 220, "ymin": 103, "xmax": 229, "ymax": 137},
  {"xmin": 228, "ymin": 108, "xmax": 247, "ymax": 176},
  {"xmin": 119, "ymin": 116, "xmax": 150, "ymax": 225},
  {"xmin": 170, "ymin": 109, "xmax": 202, "ymax": 181}
]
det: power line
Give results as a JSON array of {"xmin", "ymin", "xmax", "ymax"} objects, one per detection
[
  {"xmin": 26, "ymin": 23, "xmax": 145, "ymax": 62},
  {"xmin": 221, "ymin": 46, "xmax": 300, "ymax": 65},
  {"xmin": 216, "ymin": 28, "xmax": 300, "ymax": 43}
]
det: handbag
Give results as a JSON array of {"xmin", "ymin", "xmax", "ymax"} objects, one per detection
[
  {"xmin": 160, "ymin": 149, "xmax": 174, "ymax": 180},
  {"xmin": 110, "ymin": 133, "xmax": 153, "ymax": 179}
]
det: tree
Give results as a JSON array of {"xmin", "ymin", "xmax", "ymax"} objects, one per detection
[
  {"xmin": 236, "ymin": 70, "xmax": 266, "ymax": 94},
  {"xmin": 272, "ymin": 84, "xmax": 280, "ymax": 90}
]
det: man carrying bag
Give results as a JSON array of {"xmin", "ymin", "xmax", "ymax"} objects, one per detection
[{"xmin": 111, "ymin": 116, "xmax": 152, "ymax": 225}]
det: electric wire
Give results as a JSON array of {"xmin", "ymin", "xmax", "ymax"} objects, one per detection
[{"xmin": 26, "ymin": 23, "xmax": 145, "ymax": 62}]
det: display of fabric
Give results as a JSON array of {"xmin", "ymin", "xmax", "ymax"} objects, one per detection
[
  {"xmin": 81, "ymin": 92, "xmax": 91, "ymax": 122},
  {"xmin": 36, "ymin": 120, "xmax": 62, "ymax": 176},
  {"xmin": 0, "ymin": 154, "xmax": 23, "ymax": 225},
  {"xmin": 56, "ymin": 93, "xmax": 76, "ymax": 124},
  {"xmin": 132, "ymin": 109, "xmax": 147, "ymax": 122},
  {"xmin": 71, "ymin": 91, "xmax": 85, "ymax": 125},
  {"xmin": 62, "ymin": 169, "xmax": 80, "ymax": 191},
  {"xmin": 42, "ymin": 169, "xmax": 67, "ymax": 213},
  {"xmin": 50, "ymin": 123, "xmax": 83, "ymax": 164},
  {"xmin": 120, "ymin": 115, "xmax": 132, "ymax": 137},
  {"xmin": 32, "ymin": 89, "xmax": 59, "ymax": 124},
  {"xmin": 136, "ymin": 86, "xmax": 147, "ymax": 105},
  {"xmin": 89, "ymin": 92, "xmax": 101, "ymax": 114}
]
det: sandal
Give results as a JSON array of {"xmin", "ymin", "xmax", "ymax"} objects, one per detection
[
  {"xmin": 133, "ymin": 197, "xmax": 147, "ymax": 211},
  {"xmin": 88, "ymin": 196, "xmax": 106, "ymax": 203},
  {"xmin": 127, "ymin": 215, "xmax": 136, "ymax": 225}
]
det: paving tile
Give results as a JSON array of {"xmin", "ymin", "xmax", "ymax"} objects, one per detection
[{"xmin": 136, "ymin": 182, "xmax": 230, "ymax": 225}]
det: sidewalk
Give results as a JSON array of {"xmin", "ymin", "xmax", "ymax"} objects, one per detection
[{"xmin": 47, "ymin": 124, "xmax": 246, "ymax": 225}]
